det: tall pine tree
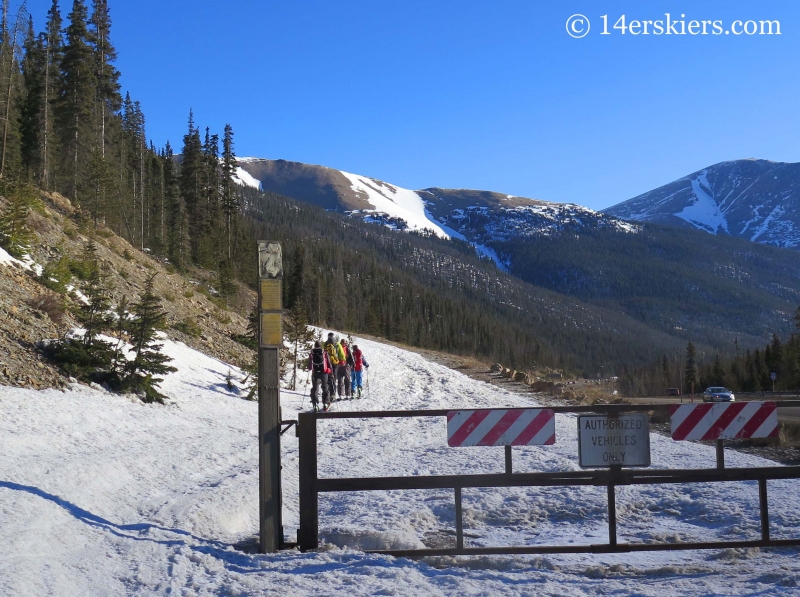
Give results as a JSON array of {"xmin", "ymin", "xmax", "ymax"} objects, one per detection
[
  {"xmin": 89, "ymin": 0, "xmax": 119, "ymax": 157},
  {"xmin": 58, "ymin": 0, "xmax": 95, "ymax": 201},
  {"xmin": 40, "ymin": 0, "xmax": 63, "ymax": 190}
]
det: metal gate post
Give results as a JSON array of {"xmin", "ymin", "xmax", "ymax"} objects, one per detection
[
  {"xmin": 759, "ymin": 478, "xmax": 770, "ymax": 542},
  {"xmin": 454, "ymin": 486, "xmax": 464, "ymax": 550},
  {"xmin": 505, "ymin": 446, "xmax": 513, "ymax": 475},
  {"xmin": 298, "ymin": 412, "xmax": 319, "ymax": 551},
  {"xmin": 607, "ymin": 482, "xmax": 617, "ymax": 546},
  {"xmin": 716, "ymin": 440, "xmax": 725, "ymax": 470}
]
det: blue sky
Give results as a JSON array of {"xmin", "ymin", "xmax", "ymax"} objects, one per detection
[{"xmin": 23, "ymin": 0, "xmax": 800, "ymax": 209}]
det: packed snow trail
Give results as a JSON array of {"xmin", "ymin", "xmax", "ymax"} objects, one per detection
[{"xmin": 2, "ymin": 334, "xmax": 800, "ymax": 595}]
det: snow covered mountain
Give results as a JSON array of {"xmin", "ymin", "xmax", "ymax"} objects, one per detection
[
  {"xmin": 234, "ymin": 158, "xmax": 636, "ymax": 265},
  {"xmin": 605, "ymin": 159, "xmax": 800, "ymax": 249}
]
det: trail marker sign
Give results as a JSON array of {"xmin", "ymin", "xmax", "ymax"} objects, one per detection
[{"xmin": 578, "ymin": 413, "xmax": 650, "ymax": 468}]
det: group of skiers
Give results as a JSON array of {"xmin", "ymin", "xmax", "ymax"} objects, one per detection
[{"xmin": 308, "ymin": 332, "xmax": 369, "ymax": 412}]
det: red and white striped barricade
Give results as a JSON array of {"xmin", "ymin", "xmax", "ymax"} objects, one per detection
[
  {"xmin": 669, "ymin": 402, "xmax": 779, "ymax": 441},
  {"xmin": 447, "ymin": 408, "xmax": 556, "ymax": 447}
]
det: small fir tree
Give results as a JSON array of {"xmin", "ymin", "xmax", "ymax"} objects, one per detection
[
  {"xmin": 75, "ymin": 242, "xmax": 113, "ymax": 348},
  {"xmin": 0, "ymin": 184, "xmax": 35, "ymax": 257},
  {"xmin": 42, "ymin": 243, "xmax": 119, "ymax": 384},
  {"xmin": 284, "ymin": 302, "xmax": 314, "ymax": 390},
  {"xmin": 124, "ymin": 274, "xmax": 176, "ymax": 402}
]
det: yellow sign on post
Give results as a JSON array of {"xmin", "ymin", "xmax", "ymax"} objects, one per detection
[
  {"xmin": 260, "ymin": 279, "xmax": 282, "ymax": 311},
  {"xmin": 261, "ymin": 313, "xmax": 282, "ymax": 346}
]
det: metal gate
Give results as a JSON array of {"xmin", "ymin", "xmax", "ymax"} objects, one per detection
[{"xmin": 296, "ymin": 402, "xmax": 800, "ymax": 557}]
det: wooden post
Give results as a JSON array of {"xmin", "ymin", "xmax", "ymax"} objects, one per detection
[{"xmin": 258, "ymin": 241, "xmax": 283, "ymax": 553}]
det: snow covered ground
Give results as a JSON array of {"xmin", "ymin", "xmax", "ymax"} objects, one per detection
[{"xmin": 2, "ymin": 334, "xmax": 800, "ymax": 595}]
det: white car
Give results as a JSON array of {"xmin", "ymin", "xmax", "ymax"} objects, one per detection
[{"xmin": 702, "ymin": 387, "xmax": 735, "ymax": 402}]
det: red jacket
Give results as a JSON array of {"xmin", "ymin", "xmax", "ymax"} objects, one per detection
[{"xmin": 352, "ymin": 348, "xmax": 368, "ymax": 371}]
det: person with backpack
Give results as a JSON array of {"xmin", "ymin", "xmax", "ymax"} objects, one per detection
[
  {"xmin": 350, "ymin": 344, "xmax": 369, "ymax": 398},
  {"xmin": 324, "ymin": 333, "xmax": 340, "ymax": 400},
  {"xmin": 337, "ymin": 338, "xmax": 353, "ymax": 399},
  {"xmin": 308, "ymin": 341, "xmax": 331, "ymax": 411}
]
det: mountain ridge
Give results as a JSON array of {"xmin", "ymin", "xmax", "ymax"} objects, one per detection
[
  {"xmin": 233, "ymin": 157, "xmax": 634, "ymax": 269},
  {"xmin": 605, "ymin": 159, "xmax": 800, "ymax": 249},
  {"xmin": 236, "ymin": 156, "xmax": 800, "ymax": 255}
]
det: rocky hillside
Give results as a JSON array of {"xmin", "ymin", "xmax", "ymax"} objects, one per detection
[
  {"xmin": 605, "ymin": 159, "xmax": 800, "ymax": 249},
  {"xmin": 0, "ymin": 191, "xmax": 255, "ymax": 391}
]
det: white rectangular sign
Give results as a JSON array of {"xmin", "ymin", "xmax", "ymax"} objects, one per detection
[{"xmin": 578, "ymin": 413, "xmax": 650, "ymax": 468}]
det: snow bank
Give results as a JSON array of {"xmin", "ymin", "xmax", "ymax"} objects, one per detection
[
  {"xmin": 0, "ymin": 246, "xmax": 42, "ymax": 275},
  {"xmin": 2, "ymin": 333, "xmax": 800, "ymax": 595}
]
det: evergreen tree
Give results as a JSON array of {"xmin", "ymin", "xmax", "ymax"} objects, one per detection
[
  {"xmin": 163, "ymin": 141, "xmax": 187, "ymax": 268},
  {"xmin": 20, "ymin": 16, "xmax": 44, "ymax": 179},
  {"xmin": 217, "ymin": 257, "xmax": 236, "ymax": 301},
  {"xmin": 284, "ymin": 302, "xmax": 314, "ymax": 390},
  {"xmin": 198, "ymin": 127, "xmax": 220, "ymax": 267},
  {"xmin": 89, "ymin": 0, "xmax": 120, "ymax": 156},
  {"xmin": 110, "ymin": 293, "xmax": 127, "ymax": 371},
  {"xmin": 220, "ymin": 123, "xmax": 236, "ymax": 258},
  {"xmin": 58, "ymin": 0, "xmax": 96, "ymax": 200},
  {"xmin": 125, "ymin": 274, "xmax": 176, "ymax": 402},
  {"xmin": 75, "ymin": 243, "xmax": 114, "ymax": 348},
  {"xmin": 179, "ymin": 110, "xmax": 202, "ymax": 260},
  {"xmin": 0, "ymin": 182, "xmax": 34, "ymax": 256},
  {"xmin": 710, "ymin": 354, "xmax": 726, "ymax": 387},
  {"xmin": 79, "ymin": 148, "xmax": 113, "ymax": 225},
  {"xmin": 42, "ymin": 242, "xmax": 119, "ymax": 384},
  {"xmin": 40, "ymin": 0, "xmax": 63, "ymax": 190},
  {"xmin": 683, "ymin": 341, "xmax": 698, "ymax": 395},
  {"xmin": 121, "ymin": 93, "xmax": 145, "ymax": 247},
  {"xmin": 0, "ymin": 0, "xmax": 26, "ymax": 178}
]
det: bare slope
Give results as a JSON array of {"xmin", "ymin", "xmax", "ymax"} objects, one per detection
[{"xmin": 0, "ymin": 191, "xmax": 254, "ymax": 390}]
